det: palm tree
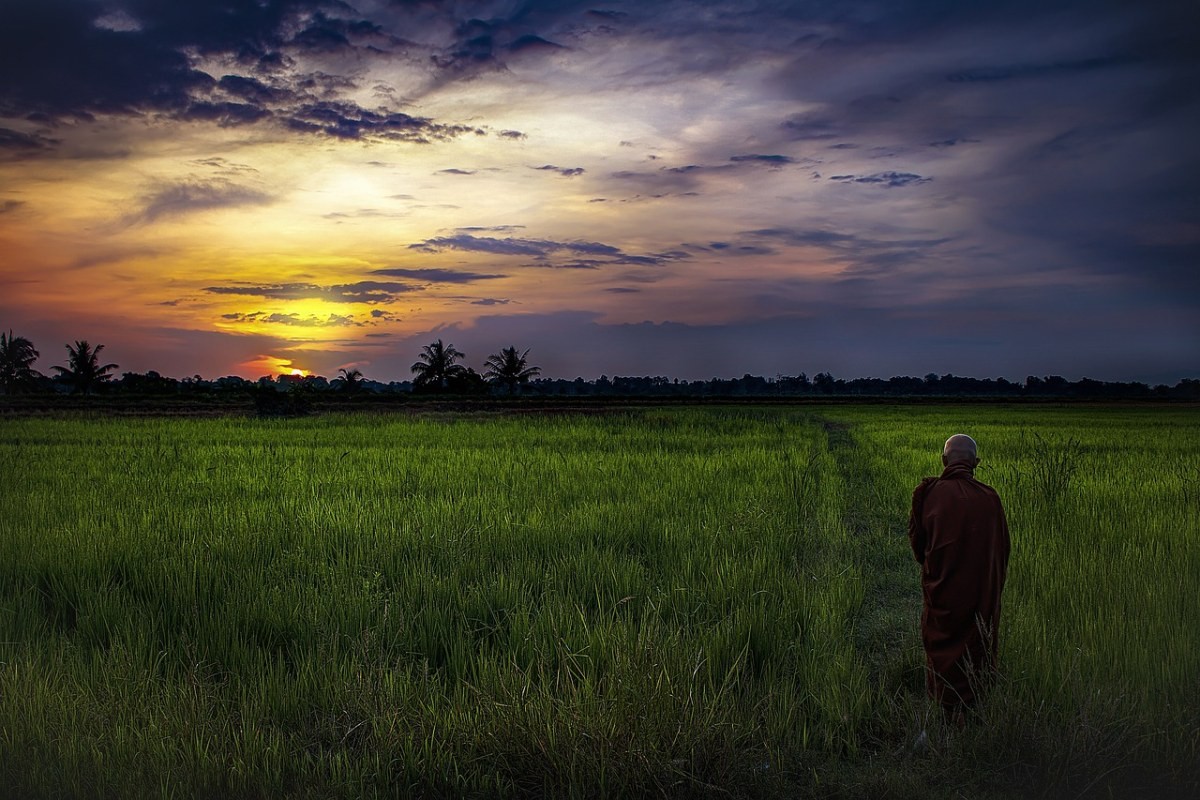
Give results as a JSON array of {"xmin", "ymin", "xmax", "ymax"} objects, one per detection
[
  {"xmin": 484, "ymin": 346, "xmax": 541, "ymax": 394},
  {"xmin": 0, "ymin": 331, "xmax": 40, "ymax": 394},
  {"xmin": 337, "ymin": 367, "xmax": 364, "ymax": 393},
  {"xmin": 52, "ymin": 340, "xmax": 118, "ymax": 395},
  {"xmin": 411, "ymin": 339, "xmax": 467, "ymax": 390}
]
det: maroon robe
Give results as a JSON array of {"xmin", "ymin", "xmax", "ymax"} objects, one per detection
[{"xmin": 909, "ymin": 462, "xmax": 1010, "ymax": 708}]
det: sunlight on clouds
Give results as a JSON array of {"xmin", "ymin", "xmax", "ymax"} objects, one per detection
[{"xmin": 241, "ymin": 354, "xmax": 305, "ymax": 377}]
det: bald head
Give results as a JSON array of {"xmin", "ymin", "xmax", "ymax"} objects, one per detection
[{"xmin": 942, "ymin": 434, "xmax": 980, "ymax": 468}]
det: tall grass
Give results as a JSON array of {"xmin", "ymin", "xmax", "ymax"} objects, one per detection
[
  {"xmin": 0, "ymin": 410, "xmax": 866, "ymax": 797},
  {"xmin": 830, "ymin": 404, "xmax": 1200, "ymax": 791},
  {"xmin": 0, "ymin": 406, "xmax": 1195, "ymax": 797}
]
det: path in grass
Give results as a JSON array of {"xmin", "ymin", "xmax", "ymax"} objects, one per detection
[{"xmin": 818, "ymin": 417, "xmax": 924, "ymax": 703}]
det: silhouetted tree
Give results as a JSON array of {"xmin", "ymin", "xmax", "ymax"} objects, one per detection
[
  {"xmin": 484, "ymin": 346, "xmax": 541, "ymax": 394},
  {"xmin": 337, "ymin": 367, "xmax": 364, "ymax": 393},
  {"xmin": 447, "ymin": 366, "xmax": 489, "ymax": 395},
  {"xmin": 52, "ymin": 340, "xmax": 118, "ymax": 395},
  {"xmin": 411, "ymin": 339, "xmax": 466, "ymax": 391},
  {"xmin": 0, "ymin": 331, "xmax": 40, "ymax": 394}
]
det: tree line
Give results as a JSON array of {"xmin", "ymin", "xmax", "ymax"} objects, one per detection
[{"xmin": 2, "ymin": 330, "xmax": 1197, "ymax": 401}]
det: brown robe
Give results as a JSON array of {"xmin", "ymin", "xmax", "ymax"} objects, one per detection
[{"xmin": 909, "ymin": 462, "xmax": 1010, "ymax": 708}]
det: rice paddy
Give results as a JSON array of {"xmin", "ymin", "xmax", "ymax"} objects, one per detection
[{"xmin": 0, "ymin": 405, "xmax": 1196, "ymax": 798}]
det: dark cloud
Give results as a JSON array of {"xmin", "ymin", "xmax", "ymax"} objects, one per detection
[
  {"xmin": 525, "ymin": 260, "xmax": 603, "ymax": 270},
  {"xmin": 127, "ymin": 179, "xmax": 273, "ymax": 224},
  {"xmin": 222, "ymin": 311, "xmax": 365, "ymax": 328},
  {"xmin": 781, "ymin": 114, "xmax": 841, "ymax": 141},
  {"xmin": 0, "ymin": 200, "xmax": 25, "ymax": 214},
  {"xmin": 946, "ymin": 54, "xmax": 1139, "ymax": 84},
  {"xmin": 438, "ymin": 168, "xmax": 476, "ymax": 175},
  {"xmin": 290, "ymin": 11, "xmax": 390, "ymax": 52},
  {"xmin": 179, "ymin": 101, "xmax": 272, "ymax": 127},
  {"xmin": 470, "ymin": 298, "xmax": 513, "ymax": 306},
  {"xmin": 205, "ymin": 280, "xmax": 421, "ymax": 304},
  {"xmin": 687, "ymin": 241, "xmax": 778, "ymax": 257},
  {"xmin": 533, "ymin": 164, "xmax": 585, "ymax": 177},
  {"xmin": 609, "ymin": 166, "xmax": 709, "ymax": 194},
  {"xmin": 189, "ymin": 157, "xmax": 258, "ymax": 173},
  {"xmin": 322, "ymin": 208, "xmax": 406, "ymax": 220},
  {"xmin": 0, "ymin": 2, "xmax": 482, "ymax": 149},
  {"xmin": 828, "ymin": 171, "xmax": 931, "ymax": 187},
  {"xmin": 282, "ymin": 101, "xmax": 472, "ymax": 142},
  {"xmin": 217, "ymin": 74, "xmax": 294, "ymax": 106},
  {"xmin": 746, "ymin": 227, "xmax": 952, "ymax": 275},
  {"xmin": 0, "ymin": 127, "xmax": 59, "ymax": 152},
  {"xmin": 409, "ymin": 234, "xmax": 619, "ymax": 257},
  {"xmin": 729, "ymin": 154, "xmax": 795, "ymax": 165},
  {"xmin": 407, "ymin": 233, "xmax": 692, "ymax": 270},
  {"xmin": 497, "ymin": 129, "xmax": 527, "ymax": 139},
  {"xmin": 370, "ymin": 268, "xmax": 506, "ymax": 283},
  {"xmin": 509, "ymin": 34, "xmax": 565, "ymax": 54}
]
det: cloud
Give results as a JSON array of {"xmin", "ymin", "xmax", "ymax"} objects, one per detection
[
  {"xmin": 179, "ymin": 101, "xmax": 272, "ymax": 127},
  {"xmin": 533, "ymin": 164, "xmax": 585, "ymax": 177},
  {"xmin": 729, "ymin": 154, "xmax": 795, "ymax": 165},
  {"xmin": 217, "ymin": 74, "xmax": 294, "ymax": 105},
  {"xmin": 370, "ymin": 268, "xmax": 506, "ymax": 283},
  {"xmin": 437, "ymin": 168, "xmax": 476, "ymax": 175},
  {"xmin": 828, "ymin": 172, "xmax": 931, "ymax": 187},
  {"xmin": 322, "ymin": 208, "xmax": 405, "ymax": 220},
  {"xmin": 222, "ymin": 311, "xmax": 366, "ymax": 328},
  {"xmin": 0, "ymin": 3, "xmax": 486, "ymax": 150},
  {"xmin": 781, "ymin": 114, "xmax": 841, "ymax": 141},
  {"xmin": 0, "ymin": 200, "xmax": 25, "ymax": 214},
  {"xmin": 189, "ymin": 157, "xmax": 258, "ymax": 174},
  {"xmin": 746, "ymin": 227, "xmax": 952, "ymax": 274},
  {"xmin": 282, "ymin": 101, "xmax": 473, "ymax": 142},
  {"xmin": 0, "ymin": 127, "xmax": 59, "ymax": 153},
  {"xmin": 128, "ymin": 179, "xmax": 273, "ymax": 224},
  {"xmin": 409, "ymin": 234, "xmax": 619, "ymax": 257},
  {"xmin": 204, "ymin": 280, "xmax": 421, "ymax": 304},
  {"xmin": 470, "ymin": 298, "xmax": 512, "ymax": 306},
  {"xmin": 497, "ymin": 129, "xmax": 527, "ymax": 139},
  {"xmin": 686, "ymin": 241, "xmax": 778, "ymax": 256},
  {"xmin": 946, "ymin": 55, "xmax": 1137, "ymax": 84},
  {"xmin": 406, "ymin": 233, "xmax": 693, "ymax": 270}
]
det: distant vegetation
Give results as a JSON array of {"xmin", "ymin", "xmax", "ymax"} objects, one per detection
[{"xmin": 0, "ymin": 332, "xmax": 1197, "ymax": 404}]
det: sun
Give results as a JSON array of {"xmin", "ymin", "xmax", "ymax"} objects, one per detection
[{"xmin": 290, "ymin": 368, "xmax": 307, "ymax": 377}]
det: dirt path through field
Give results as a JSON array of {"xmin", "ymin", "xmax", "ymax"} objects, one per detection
[{"xmin": 818, "ymin": 416, "xmax": 924, "ymax": 696}]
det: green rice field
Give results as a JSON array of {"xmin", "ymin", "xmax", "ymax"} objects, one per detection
[{"xmin": 1, "ymin": 405, "xmax": 1197, "ymax": 798}]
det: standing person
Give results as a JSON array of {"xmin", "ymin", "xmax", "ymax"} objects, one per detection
[{"xmin": 909, "ymin": 434, "xmax": 1011, "ymax": 721}]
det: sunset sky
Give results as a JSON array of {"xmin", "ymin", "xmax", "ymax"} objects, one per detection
[{"xmin": 2, "ymin": 0, "xmax": 1197, "ymax": 382}]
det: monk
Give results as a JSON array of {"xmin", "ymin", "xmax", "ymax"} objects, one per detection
[{"xmin": 909, "ymin": 434, "xmax": 1010, "ymax": 716}]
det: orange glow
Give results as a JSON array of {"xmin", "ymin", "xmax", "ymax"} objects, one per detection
[{"xmin": 240, "ymin": 354, "xmax": 304, "ymax": 377}]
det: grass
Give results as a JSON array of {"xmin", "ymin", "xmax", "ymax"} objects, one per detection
[{"xmin": 0, "ymin": 406, "xmax": 1197, "ymax": 798}]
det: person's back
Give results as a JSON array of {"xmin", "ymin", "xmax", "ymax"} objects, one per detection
[{"xmin": 909, "ymin": 435, "xmax": 1010, "ymax": 712}]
